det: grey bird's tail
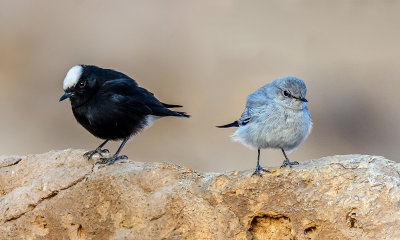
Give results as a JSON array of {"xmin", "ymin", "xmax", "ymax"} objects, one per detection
[{"xmin": 216, "ymin": 121, "xmax": 239, "ymax": 128}]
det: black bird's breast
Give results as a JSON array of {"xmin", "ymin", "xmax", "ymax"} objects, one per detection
[{"xmin": 72, "ymin": 93, "xmax": 148, "ymax": 140}]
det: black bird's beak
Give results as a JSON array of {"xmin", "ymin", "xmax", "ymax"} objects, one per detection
[
  {"xmin": 59, "ymin": 92, "xmax": 74, "ymax": 102},
  {"xmin": 299, "ymin": 97, "xmax": 308, "ymax": 102}
]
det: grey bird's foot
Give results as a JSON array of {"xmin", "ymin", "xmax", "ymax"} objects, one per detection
[
  {"xmin": 84, "ymin": 148, "xmax": 110, "ymax": 160},
  {"xmin": 95, "ymin": 155, "xmax": 128, "ymax": 165},
  {"xmin": 251, "ymin": 165, "xmax": 270, "ymax": 177},
  {"xmin": 280, "ymin": 159, "xmax": 299, "ymax": 168}
]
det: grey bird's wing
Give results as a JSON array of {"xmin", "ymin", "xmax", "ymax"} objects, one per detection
[
  {"xmin": 238, "ymin": 89, "xmax": 270, "ymax": 126},
  {"xmin": 217, "ymin": 86, "xmax": 271, "ymax": 128}
]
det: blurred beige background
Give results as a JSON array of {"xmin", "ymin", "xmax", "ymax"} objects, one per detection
[{"xmin": 1, "ymin": 0, "xmax": 400, "ymax": 171}]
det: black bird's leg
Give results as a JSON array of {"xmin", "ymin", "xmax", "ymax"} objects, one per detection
[
  {"xmin": 84, "ymin": 139, "xmax": 110, "ymax": 160},
  {"xmin": 96, "ymin": 138, "xmax": 129, "ymax": 165},
  {"xmin": 280, "ymin": 148, "xmax": 299, "ymax": 168},
  {"xmin": 251, "ymin": 148, "xmax": 270, "ymax": 177}
]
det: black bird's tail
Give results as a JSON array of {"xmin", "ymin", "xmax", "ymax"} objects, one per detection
[
  {"xmin": 216, "ymin": 121, "xmax": 239, "ymax": 128},
  {"xmin": 170, "ymin": 111, "xmax": 190, "ymax": 118},
  {"xmin": 161, "ymin": 102, "xmax": 189, "ymax": 117},
  {"xmin": 155, "ymin": 102, "xmax": 190, "ymax": 118},
  {"xmin": 162, "ymin": 103, "xmax": 183, "ymax": 108}
]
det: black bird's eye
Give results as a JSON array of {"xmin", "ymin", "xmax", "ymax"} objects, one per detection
[
  {"xmin": 283, "ymin": 91, "xmax": 290, "ymax": 97},
  {"xmin": 79, "ymin": 81, "xmax": 86, "ymax": 88}
]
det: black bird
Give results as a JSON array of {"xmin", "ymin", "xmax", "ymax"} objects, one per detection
[{"xmin": 59, "ymin": 65, "xmax": 190, "ymax": 164}]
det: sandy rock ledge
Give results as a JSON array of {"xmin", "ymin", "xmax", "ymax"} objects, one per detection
[{"xmin": 0, "ymin": 150, "xmax": 399, "ymax": 240}]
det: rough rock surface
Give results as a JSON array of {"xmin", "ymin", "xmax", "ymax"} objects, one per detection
[{"xmin": 0, "ymin": 150, "xmax": 399, "ymax": 240}]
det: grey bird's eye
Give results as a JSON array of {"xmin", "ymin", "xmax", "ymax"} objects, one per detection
[
  {"xmin": 283, "ymin": 91, "xmax": 290, "ymax": 97},
  {"xmin": 79, "ymin": 81, "xmax": 86, "ymax": 88}
]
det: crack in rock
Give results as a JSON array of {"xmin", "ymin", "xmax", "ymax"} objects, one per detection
[
  {"xmin": 0, "ymin": 158, "xmax": 22, "ymax": 168},
  {"xmin": 3, "ymin": 164, "xmax": 94, "ymax": 223}
]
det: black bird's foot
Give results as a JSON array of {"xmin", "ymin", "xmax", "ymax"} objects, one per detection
[
  {"xmin": 251, "ymin": 164, "xmax": 270, "ymax": 177},
  {"xmin": 95, "ymin": 155, "xmax": 128, "ymax": 165},
  {"xmin": 280, "ymin": 159, "xmax": 299, "ymax": 168},
  {"xmin": 84, "ymin": 148, "xmax": 110, "ymax": 160}
]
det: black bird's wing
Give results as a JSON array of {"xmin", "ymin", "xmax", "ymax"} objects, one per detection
[
  {"xmin": 101, "ymin": 78, "xmax": 189, "ymax": 117},
  {"xmin": 136, "ymin": 87, "xmax": 189, "ymax": 117},
  {"xmin": 100, "ymin": 79, "xmax": 152, "ymax": 115}
]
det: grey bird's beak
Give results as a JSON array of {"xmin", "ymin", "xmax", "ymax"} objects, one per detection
[
  {"xmin": 299, "ymin": 97, "xmax": 308, "ymax": 102},
  {"xmin": 59, "ymin": 92, "xmax": 74, "ymax": 102}
]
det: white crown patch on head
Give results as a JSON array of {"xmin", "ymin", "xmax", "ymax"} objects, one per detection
[{"xmin": 63, "ymin": 65, "xmax": 83, "ymax": 90}]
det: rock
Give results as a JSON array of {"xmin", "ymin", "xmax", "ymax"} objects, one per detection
[{"xmin": 0, "ymin": 150, "xmax": 399, "ymax": 239}]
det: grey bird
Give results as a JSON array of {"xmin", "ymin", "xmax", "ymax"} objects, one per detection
[{"xmin": 217, "ymin": 76, "xmax": 312, "ymax": 177}]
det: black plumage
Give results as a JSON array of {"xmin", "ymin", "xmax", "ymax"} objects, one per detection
[{"xmin": 60, "ymin": 65, "xmax": 189, "ymax": 164}]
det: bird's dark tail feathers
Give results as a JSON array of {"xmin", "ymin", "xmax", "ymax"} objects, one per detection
[
  {"xmin": 216, "ymin": 121, "xmax": 239, "ymax": 128},
  {"xmin": 171, "ymin": 111, "xmax": 190, "ymax": 118},
  {"xmin": 159, "ymin": 102, "xmax": 190, "ymax": 117},
  {"xmin": 162, "ymin": 103, "xmax": 183, "ymax": 108}
]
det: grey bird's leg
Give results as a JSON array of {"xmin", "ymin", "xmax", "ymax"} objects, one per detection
[
  {"xmin": 252, "ymin": 148, "xmax": 270, "ymax": 177},
  {"xmin": 280, "ymin": 148, "xmax": 299, "ymax": 168},
  {"xmin": 96, "ymin": 138, "xmax": 129, "ymax": 165},
  {"xmin": 84, "ymin": 139, "xmax": 110, "ymax": 160}
]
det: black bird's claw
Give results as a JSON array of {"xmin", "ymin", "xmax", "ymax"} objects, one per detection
[
  {"xmin": 95, "ymin": 155, "xmax": 128, "ymax": 165},
  {"xmin": 280, "ymin": 159, "xmax": 299, "ymax": 169},
  {"xmin": 84, "ymin": 148, "xmax": 110, "ymax": 160},
  {"xmin": 251, "ymin": 165, "xmax": 270, "ymax": 177}
]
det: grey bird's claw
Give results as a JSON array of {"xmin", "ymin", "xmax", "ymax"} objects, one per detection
[
  {"xmin": 95, "ymin": 155, "xmax": 128, "ymax": 165},
  {"xmin": 251, "ymin": 165, "xmax": 270, "ymax": 177},
  {"xmin": 280, "ymin": 159, "xmax": 299, "ymax": 168},
  {"xmin": 84, "ymin": 148, "xmax": 110, "ymax": 160}
]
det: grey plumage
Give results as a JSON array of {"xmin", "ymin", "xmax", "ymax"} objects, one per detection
[{"xmin": 218, "ymin": 76, "xmax": 312, "ymax": 177}]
